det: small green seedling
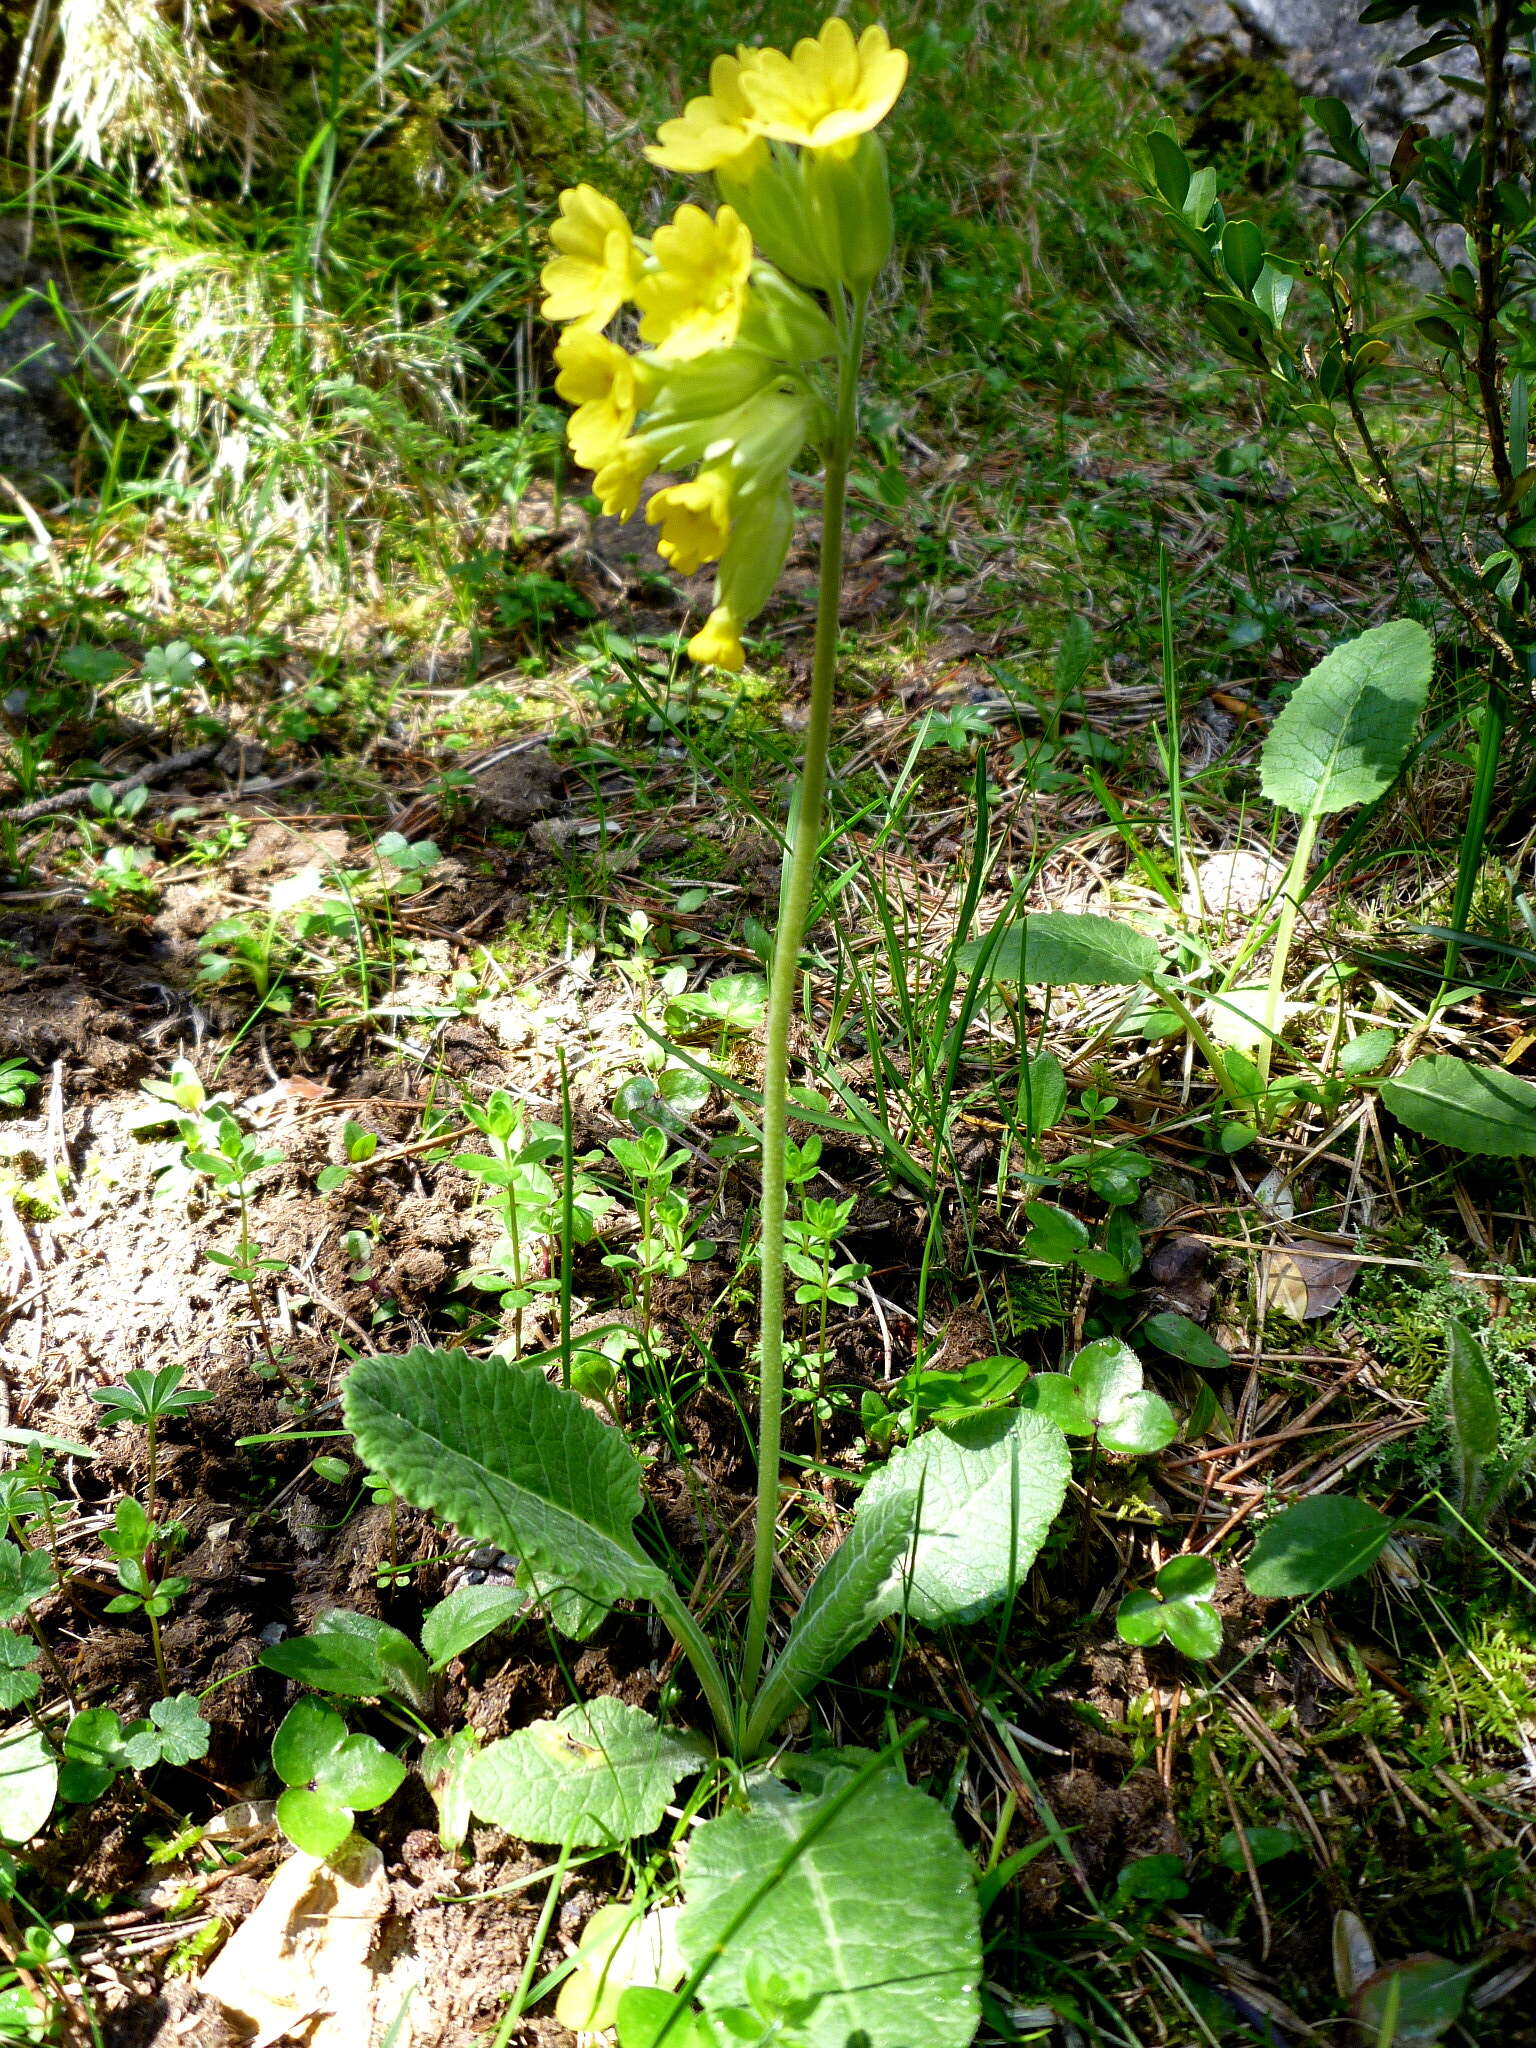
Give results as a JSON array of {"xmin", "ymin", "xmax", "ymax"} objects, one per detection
[
  {"xmin": 91, "ymin": 1366, "xmax": 214, "ymax": 1517},
  {"xmin": 0, "ymin": 1059, "xmax": 39, "ymax": 1111},
  {"xmin": 1116, "ymin": 1554, "xmax": 1222, "ymax": 1659},
  {"xmin": 271, "ymin": 1698, "xmax": 406, "ymax": 1857},
  {"xmin": 1022, "ymin": 1339, "xmax": 1177, "ymax": 1455},
  {"xmin": 103, "ymin": 1498, "xmax": 189, "ymax": 1693},
  {"xmin": 59, "ymin": 1696, "xmax": 210, "ymax": 1802},
  {"xmin": 317, "ymin": 1120, "xmax": 379, "ymax": 1195}
]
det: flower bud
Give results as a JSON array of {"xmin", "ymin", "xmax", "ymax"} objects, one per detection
[
  {"xmin": 717, "ymin": 151, "xmax": 836, "ymax": 293},
  {"xmin": 737, "ymin": 263, "xmax": 838, "ymax": 364},
  {"xmin": 801, "ymin": 132, "xmax": 894, "ymax": 288},
  {"xmin": 689, "ymin": 479, "xmax": 796, "ymax": 670}
]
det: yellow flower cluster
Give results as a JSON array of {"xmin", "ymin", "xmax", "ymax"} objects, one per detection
[{"xmin": 539, "ymin": 18, "xmax": 907, "ymax": 670}]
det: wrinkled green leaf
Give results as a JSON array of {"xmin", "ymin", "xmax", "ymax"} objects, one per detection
[
  {"xmin": 1446, "ymin": 1318, "xmax": 1500, "ymax": 1463},
  {"xmin": 465, "ymin": 1698, "xmax": 706, "ymax": 1848},
  {"xmin": 1260, "ymin": 619, "xmax": 1432, "ymax": 822},
  {"xmin": 343, "ymin": 1348, "xmax": 665, "ymax": 1609},
  {"xmin": 1380, "ymin": 1055, "xmax": 1536, "ymax": 1157},
  {"xmin": 745, "ymin": 1482, "xmax": 922, "ymax": 1750},
  {"xmin": 1245, "ymin": 1496, "xmax": 1392, "ymax": 1597},
  {"xmin": 959, "ymin": 912, "xmax": 1160, "ymax": 987},
  {"xmin": 677, "ymin": 1756, "xmax": 981, "ymax": 2048},
  {"xmin": 861, "ymin": 1410, "xmax": 1071, "ymax": 1627}
]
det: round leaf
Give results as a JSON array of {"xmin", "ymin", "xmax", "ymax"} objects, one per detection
[
  {"xmin": 276, "ymin": 1786, "xmax": 354, "ymax": 1858},
  {"xmin": 1162, "ymin": 1596, "xmax": 1223, "ymax": 1660},
  {"xmin": 272, "ymin": 1697, "xmax": 347, "ymax": 1790},
  {"xmin": 318, "ymin": 1733, "xmax": 407, "ymax": 1812},
  {"xmin": 1115, "ymin": 1589, "xmax": 1164, "ymax": 1647}
]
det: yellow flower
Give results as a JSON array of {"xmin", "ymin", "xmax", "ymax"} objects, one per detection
[
  {"xmin": 738, "ymin": 19, "xmax": 907, "ymax": 152},
  {"xmin": 539, "ymin": 184, "xmax": 642, "ymax": 330},
  {"xmin": 645, "ymin": 52, "xmax": 770, "ymax": 176},
  {"xmin": 646, "ymin": 468, "xmax": 733, "ymax": 576},
  {"xmin": 688, "ymin": 608, "xmax": 747, "ymax": 672},
  {"xmin": 592, "ymin": 438, "xmax": 659, "ymax": 523},
  {"xmin": 554, "ymin": 329, "xmax": 651, "ymax": 471},
  {"xmin": 634, "ymin": 203, "xmax": 753, "ymax": 359},
  {"xmin": 687, "ymin": 480, "xmax": 796, "ymax": 671}
]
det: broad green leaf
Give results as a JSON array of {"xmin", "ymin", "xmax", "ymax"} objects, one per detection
[
  {"xmin": 1353, "ymin": 1957, "xmax": 1473, "ymax": 2046},
  {"xmin": 0, "ymin": 1544, "xmax": 52, "ymax": 1623},
  {"xmin": 421, "ymin": 1584, "xmax": 527, "ymax": 1670},
  {"xmin": 1244, "ymin": 1497, "xmax": 1392, "ymax": 1597},
  {"xmin": 465, "ymin": 1698, "xmax": 707, "ymax": 1847},
  {"xmin": 616, "ymin": 1988, "xmax": 721, "ymax": 2048},
  {"xmin": 1446, "ymin": 1319, "xmax": 1500, "ymax": 1462},
  {"xmin": 958, "ymin": 912, "xmax": 1160, "ymax": 987},
  {"xmin": 860, "ymin": 1410, "xmax": 1070, "ymax": 1627},
  {"xmin": 259, "ymin": 1617, "xmax": 395, "ymax": 1700},
  {"xmin": 1018, "ymin": 1051, "xmax": 1067, "ymax": 1134},
  {"xmin": 677, "ymin": 1756, "xmax": 981, "ymax": 2048},
  {"xmin": 1222, "ymin": 219, "xmax": 1265, "ymax": 293},
  {"xmin": 0, "ymin": 1726, "xmax": 57, "ymax": 1841},
  {"xmin": 1141, "ymin": 1312, "xmax": 1230, "ymax": 1371},
  {"xmin": 124, "ymin": 1695, "xmax": 210, "ymax": 1769},
  {"xmin": 746, "ymin": 1482, "xmax": 922, "ymax": 1749},
  {"xmin": 343, "ymin": 1348, "xmax": 666, "ymax": 1609},
  {"xmin": 1021, "ymin": 1201, "xmax": 1091, "ymax": 1262},
  {"xmin": 1259, "ymin": 619, "xmax": 1432, "ymax": 822},
  {"xmin": 1379, "ymin": 1055, "xmax": 1536, "ymax": 1157}
]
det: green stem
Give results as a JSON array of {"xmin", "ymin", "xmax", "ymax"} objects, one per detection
[
  {"xmin": 1440, "ymin": 679, "xmax": 1506, "ymax": 999},
  {"xmin": 650, "ymin": 1577, "xmax": 738, "ymax": 1753},
  {"xmin": 1256, "ymin": 810, "xmax": 1321, "ymax": 1089},
  {"xmin": 741, "ymin": 290, "xmax": 866, "ymax": 1707}
]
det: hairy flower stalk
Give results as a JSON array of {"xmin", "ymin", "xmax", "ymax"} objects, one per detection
[{"xmin": 540, "ymin": 15, "xmax": 905, "ymax": 1742}]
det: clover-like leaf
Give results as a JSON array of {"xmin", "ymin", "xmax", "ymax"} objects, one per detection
[
  {"xmin": 272, "ymin": 1698, "xmax": 405, "ymax": 1857},
  {"xmin": 1022, "ymin": 1339, "xmax": 1177, "ymax": 1455},
  {"xmin": 1116, "ymin": 1554, "xmax": 1222, "ymax": 1659},
  {"xmin": 122, "ymin": 1694, "xmax": 211, "ymax": 1770},
  {"xmin": 0, "ymin": 1635, "xmax": 39, "ymax": 1713},
  {"xmin": 59, "ymin": 1708, "xmax": 132, "ymax": 1803},
  {"xmin": 465, "ymin": 1698, "xmax": 707, "ymax": 1848}
]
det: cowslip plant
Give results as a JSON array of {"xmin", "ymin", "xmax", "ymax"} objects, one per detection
[
  {"xmin": 1441, "ymin": 1316, "xmax": 1536, "ymax": 1546},
  {"xmin": 332, "ymin": 28, "xmax": 1089, "ymax": 2047}
]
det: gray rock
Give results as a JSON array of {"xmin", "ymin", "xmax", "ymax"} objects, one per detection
[{"xmin": 1120, "ymin": 0, "xmax": 1486, "ymax": 153}]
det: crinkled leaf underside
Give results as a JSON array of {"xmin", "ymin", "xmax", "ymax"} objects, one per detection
[
  {"xmin": 465, "ymin": 1698, "xmax": 707, "ymax": 1847},
  {"xmin": 677, "ymin": 1756, "xmax": 981, "ymax": 2048}
]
